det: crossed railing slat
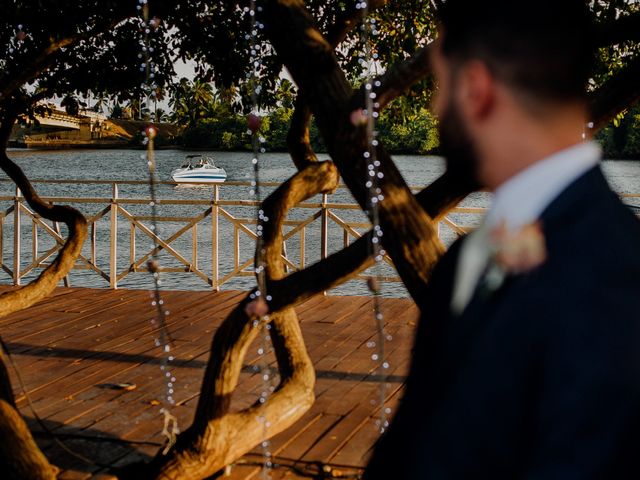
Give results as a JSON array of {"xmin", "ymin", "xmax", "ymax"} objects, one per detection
[
  {"xmin": 0, "ymin": 182, "xmax": 489, "ymax": 290},
  {"xmin": 116, "ymin": 205, "xmax": 213, "ymax": 285}
]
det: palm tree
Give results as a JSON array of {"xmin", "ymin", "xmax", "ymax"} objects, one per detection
[
  {"xmin": 169, "ymin": 78, "xmax": 215, "ymax": 127},
  {"xmin": 153, "ymin": 108, "xmax": 169, "ymax": 123},
  {"xmin": 125, "ymin": 98, "xmax": 142, "ymax": 120},
  {"xmin": 92, "ymin": 95, "xmax": 108, "ymax": 114},
  {"xmin": 110, "ymin": 104, "xmax": 123, "ymax": 119},
  {"xmin": 60, "ymin": 94, "xmax": 79, "ymax": 116}
]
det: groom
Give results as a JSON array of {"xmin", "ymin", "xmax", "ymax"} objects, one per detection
[{"xmin": 365, "ymin": 1, "xmax": 640, "ymax": 478}]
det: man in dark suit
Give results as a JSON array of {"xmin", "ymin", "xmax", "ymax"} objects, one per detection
[{"xmin": 365, "ymin": 1, "xmax": 640, "ymax": 478}]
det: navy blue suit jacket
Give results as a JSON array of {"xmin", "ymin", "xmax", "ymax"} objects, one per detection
[{"xmin": 365, "ymin": 166, "xmax": 640, "ymax": 479}]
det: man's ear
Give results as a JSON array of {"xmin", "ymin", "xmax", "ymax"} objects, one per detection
[{"xmin": 457, "ymin": 60, "xmax": 495, "ymax": 121}]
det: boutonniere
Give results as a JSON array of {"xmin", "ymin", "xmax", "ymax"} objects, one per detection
[{"xmin": 482, "ymin": 221, "xmax": 547, "ymax": 293}]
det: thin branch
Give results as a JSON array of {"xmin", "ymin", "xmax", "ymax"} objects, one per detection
[
  {"xmin": 0, "ymin": 99, "xmax": 82, "ymax": 480},
  {"xmin": 323, "ymin": 0, "xmax": 387, "ymax": 46},
  {"xmin": 192, "ymin": 164, "xmax": 340, "ymax": 421},
  {"xmin": 0, "ymin": 37, "xmax": 76, "ymax": 99},
  {"xmin": 0, "ymin": 10, "xmax": 139, "ymax": 99},
  {"xmin": 430, "ymin": 0, "xmax": 445, "ymax": 12},
  {"xmin": 267, "ymin": 233, "xmax": 373, "ymax": 312},
  {"xmin": 350, "ymin": 45, "xmax": 433, "ymax": 113}
]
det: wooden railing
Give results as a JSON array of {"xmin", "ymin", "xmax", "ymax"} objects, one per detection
[{"xmin": 0, "ymin": 179, "xmax": 637, "ymax": 291}]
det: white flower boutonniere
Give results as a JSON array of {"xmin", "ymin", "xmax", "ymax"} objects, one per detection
[{"xmin": 482, "ymin": 221, "xmax": 548, "ymax": 293}]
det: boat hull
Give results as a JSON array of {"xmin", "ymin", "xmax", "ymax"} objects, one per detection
[
  {"xmin": 172, "ymin": 174, "xmax": 227, "ymax": 184},
  {"xmin": 171, "ymin": 168, "xmax": 227, "ymax": 184}
]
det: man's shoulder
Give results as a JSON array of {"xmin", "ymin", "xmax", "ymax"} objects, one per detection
[{"xmin": 543, "ymin": 165, "xmax": 640, "ymax": 260}]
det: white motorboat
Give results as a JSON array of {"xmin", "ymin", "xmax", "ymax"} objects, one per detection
[{"xmin": 171, "ymin": 155, "xmax": 227, "ymax": 184}]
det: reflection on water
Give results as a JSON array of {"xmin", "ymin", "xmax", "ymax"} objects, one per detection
[{"xmin": 2, "ymin": 149, "xmax": 639, "ymax": 297}]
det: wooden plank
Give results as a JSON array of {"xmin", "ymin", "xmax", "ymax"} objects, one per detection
[
  {"xmin": 11, "ymin": 292, "xmax": 237, "ymax": 412},
  {"xmin": 329, "ymin": 416, "xmax": 380, "ymax": 467},
  {"xmin": 0, "ymin": 286, "xmax": 418, "ymax": 477}
]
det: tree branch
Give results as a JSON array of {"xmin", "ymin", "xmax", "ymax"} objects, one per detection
[
  {"xmin": 0, "ymin": 37, "xmax": 76, "ymax": 100},
  {"xmin": 0, "ymin": 9, "xmax": 141, "ymax": 100},
  {"xmin": 0, "ymin": 398, "xmax": 58, "ymax": 479},
  {"xmin": 265, "ymin": 171, "xmax": 470, "ymax": 313},
  {"xmin": 0, "ymin": 100, "xmax": 82, "ymax": 480},
  {"xmin": 323, "ymin": 0, "xmax": 387, "ymax": 46},
  {"xmin": 350, "ymin": 45, "xmax": 433, "ymax": 113},
  {"xmin": 0, "ymin": 348, "xmax": 15, "ymax": 408},
  {"xmin": 145, "ymin": 158, "xmax": 336, "ymax": 480},
  {"xmin": 260, "ymin": 161, "xmax": 340, "ymax": 280},
  {"xmin": 286, "ymin": 95, "xmax": 317, "ymax": 170},
  {"xmin": 286, "ymin": 0, "xmax": 388, "ymax": 170},
  {"xmin": 0, "ymin": 103, "xmax": 87, "ymax": 319},
  {"xmin": 263, "ymin": 0, "xmax": 444, "ymax": 308}
]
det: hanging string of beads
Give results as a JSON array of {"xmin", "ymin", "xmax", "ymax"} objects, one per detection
[
  {"xmin": 354, "ymin": 0, "xmax": 391, "ymax": 435},
  {"xmin": 246, "ymin": 0, "xmax": 274, "ymax": 477},
  {"xmin": 137, "ymin": 0, "xmax": 179, "ymax": 454}
]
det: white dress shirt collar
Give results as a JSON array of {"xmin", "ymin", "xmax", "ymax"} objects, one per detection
[{"xmin": 485, "ymin": 141, "xmax": 602, "ymax": 230}]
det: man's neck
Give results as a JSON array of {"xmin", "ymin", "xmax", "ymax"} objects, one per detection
[
  {"xmin": 485, "ymin": 141, "xmax": 601, "ymax": 230},
  {"xmin": 477, "ymin": 102, "xmax": 588, "ymax": 191}
]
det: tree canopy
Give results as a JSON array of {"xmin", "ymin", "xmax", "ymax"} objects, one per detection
[{"xmin": 1, "ymin": 1, "xmax": 639, "ymax": 479}]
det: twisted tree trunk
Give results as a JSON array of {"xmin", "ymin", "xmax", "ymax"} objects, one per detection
[{"xmin": 0, "ymin": 103, "xmax": 87, "ymax": 479}]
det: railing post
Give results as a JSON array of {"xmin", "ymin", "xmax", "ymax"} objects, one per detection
[
  {"xmin": 54, "ymin": 221, "xmax": 71, "ymax": 287},
  {"xmin": 32, "ymin": 224, "xmax": 38, "ymax": 264},
  {"xmin": 130, "ymin": 223, "xmax": 136, "ymax": 269},
  {"xmin": 282, "ymin": 241, "xmax": 289, "ymax": 274},
  {"xmin": 91, "ymin": 222, "xmax": 97, "ymax": 265},
  {"xmin": 300, "ymin": 227, "xmax": 305, "ymax": 269},
  {"xmin": 321, "ymin": 193, "xmax": 329, "ymax": 260},
  {"xmin": 234, "ymin": 225, "xmax": 240, "ymax": 270},
  {"xmin": 192, "ymin": 223, "xmax": 198, "ymax": 271},
  {"xmin": 110, "ymin": 183, "xmax": 118, "ymax": 289},
  {"xmin": 0, "ymin": 213, "xmax": 4, "ymax": 272},
  {"xmin": 211, "ymin": 185, "xmax": 219, "ymax": 291},
  {"xmin": 13, "ymin": 187, "xmax": 21, "ymax": 286}
]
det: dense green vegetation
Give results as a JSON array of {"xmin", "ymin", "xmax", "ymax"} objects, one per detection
[
  {"xmin": 99, "ymin": 75, "xmax": 640, "ymax": 158},
  {"xmin": 596, "ymin": 103, "xmax": 640, "ymax": 158},
  {"xmin": 174, "ymin": 107, "xmax": 640, "ymax": 158},
  {"xmin": 174, "ymin": 105, "xmax": 440, "ymax": 155},
  {"xmin": 165, "ymin": 78, "xmax": 434, "ymax": 154}
]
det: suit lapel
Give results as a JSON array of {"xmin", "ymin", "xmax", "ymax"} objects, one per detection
[
  {"xmin": 439, "ymin": 166, "xmax": 609, "ymax": 372},
  {"xmin": 452, "ymin": 165, "xmax": 607, "ymax": 316}
]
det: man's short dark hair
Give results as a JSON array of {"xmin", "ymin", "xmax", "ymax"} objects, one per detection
[{"xmin": 438, "ymin": 0, "xmax": 595, "ymax": 103}]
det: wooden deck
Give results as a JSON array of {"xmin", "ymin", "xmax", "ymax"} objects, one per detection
[{"xmin": 1, "ymin": 287, "xmax": 418, "ymax": 479}]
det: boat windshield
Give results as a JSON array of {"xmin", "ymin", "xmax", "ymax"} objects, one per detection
[{"xmin": 195, "ymin": 158, "xmax": 216, "ymax": 168}]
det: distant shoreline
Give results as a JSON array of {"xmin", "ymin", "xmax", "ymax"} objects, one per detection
[{"xmin": 6, "ymin": 145, "xmax": 639, "ymax": 161}]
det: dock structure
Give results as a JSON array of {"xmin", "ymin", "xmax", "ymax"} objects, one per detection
[{"xmin": 1, "ymin": 286, "xmax": 418, "ymax": 479}]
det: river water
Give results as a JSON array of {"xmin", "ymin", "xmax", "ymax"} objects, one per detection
[{"xmin": 2, "ymin": 148, "xmax": 639, "ymax": 297}]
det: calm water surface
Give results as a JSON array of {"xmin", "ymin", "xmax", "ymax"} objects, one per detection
[{"xmin": 3, "ymin": 149, "xmax": 639, "ymax": 297}]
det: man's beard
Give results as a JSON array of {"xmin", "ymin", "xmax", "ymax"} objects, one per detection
[{"xmin": 438, "ymin": 99, "xmax": 481, "ymax": 190}]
